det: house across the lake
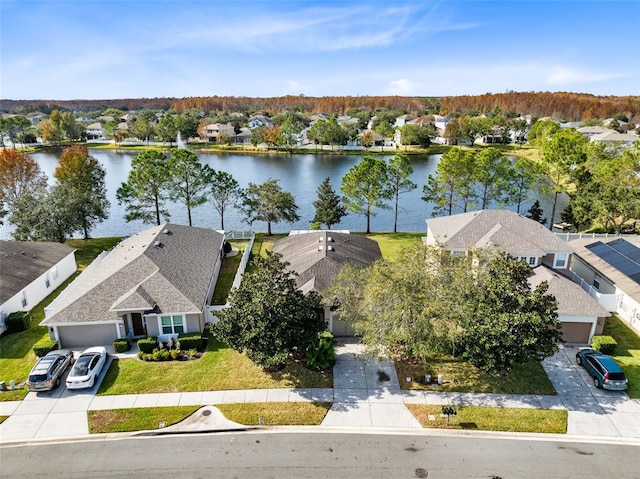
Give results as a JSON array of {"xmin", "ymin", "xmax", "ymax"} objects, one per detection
[{"xmin": 42, "ymin": 224, "xmax": 224, "ymax": 348}]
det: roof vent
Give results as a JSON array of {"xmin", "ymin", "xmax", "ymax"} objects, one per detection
[
  {"xmin": 154, "ymin": 241, "xmax": 163, "ymax": 248},
  {"xmin": 327, "ymin": 246, "xmax": 335, "ymax": 252},
  {"xmin": 327, "ymin": 237, "xmax": 334, "ymax": 242},
  {"xmin": 318, "ymin": 237, "xmax": 324, "ymax": 242},
  {"xmin": 318, "ymin": 245, "xmax": 324, "ymax": 251},
  {"xmin": 163, "ymin": 228, "xmax": 171, "ymax": 235},
  {"xmin": 21, "ymin": 251, "xmax": 25, "ymax": 255}
]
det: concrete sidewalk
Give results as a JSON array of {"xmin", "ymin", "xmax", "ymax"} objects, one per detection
[{"xmin": 1, "ymin": 341, "xmax": 639, "ymax": 443}]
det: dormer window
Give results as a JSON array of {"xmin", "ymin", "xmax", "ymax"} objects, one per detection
[{"xmin": 553, "ymin": 253, "xmax": 568, "ymax": 269}]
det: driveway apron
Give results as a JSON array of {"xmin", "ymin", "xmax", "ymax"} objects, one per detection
[
  {"xmin": 542, "ymin": 344, "xmax": 640, "ymax": 438},
  {"xmin": 321, "ymin": 338, "xmax": 421, "ymax": 428}
]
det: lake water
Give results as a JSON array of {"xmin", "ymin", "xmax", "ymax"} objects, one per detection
[{"xmin": 0, "ymin": 149, "xmax": 556, "ymax": 239}]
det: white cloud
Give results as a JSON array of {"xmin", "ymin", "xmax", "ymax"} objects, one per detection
[
  {"xmin": 546, "ymin": 66, "xmax": 625, "ymax": 85},
  {"xmin": 387, "ymin": 78, "xmax": 416, "ymax": 95}
]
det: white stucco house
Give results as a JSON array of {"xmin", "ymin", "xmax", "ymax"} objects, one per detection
[
  {"xmin": 423, "ymin": 209, "xmax": 609, "ymax": 343},
  {"xmin": 0, "ymin": 241, "xmax": 77, "ymax": 335},
  {"xmin": 42, "ymin": 224, "xmax": 224, "ymax": 348},
  {"xmin": 569, "ymin": 236, "xmax": 640, "ymax": 336}
]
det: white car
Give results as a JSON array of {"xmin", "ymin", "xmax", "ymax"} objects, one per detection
[{"xmin": 66, "ymin": 346, "xmax": 108, "ymax": 389}]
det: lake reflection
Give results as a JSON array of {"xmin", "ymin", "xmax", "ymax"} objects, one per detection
[{"xmin": 0, "ymin": 149, "xmax": 555, "ymax": 239}]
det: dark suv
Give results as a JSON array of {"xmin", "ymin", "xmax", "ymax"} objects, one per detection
[
  {"xmin": 26, "ymin": 350, "xmax": 74, "ymax": 392},
  {"xmin": 576, "ymin": 348, "xmax": 628, "ymax": 391}
]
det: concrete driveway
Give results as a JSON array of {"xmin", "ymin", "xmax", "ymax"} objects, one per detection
[
  {"xmin": 0, "ymin": 355, "xmax": 114, "ymax": 441},
  {"xmin": 542, "ymin": 344, "xmax": 640, "ymax": 438}
]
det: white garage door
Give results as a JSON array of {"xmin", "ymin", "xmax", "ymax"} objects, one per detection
[{"xmin": 58, "ymin": 324, "xmax": 118, "ymax": 348}]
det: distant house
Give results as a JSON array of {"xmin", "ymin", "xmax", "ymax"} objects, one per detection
[
  {"xmin": 0, "ymin": 241, "xmax": 77, "ymax": 336},
  {"xmin": 394, "ymin": 114, "xmax": 416, "ymax": 127},
  {"xmin": 588, "ymin": 131, "xmax": 637, "ymax": 147},
  {"xmin": 85, "ymin": 122, "xmax": 105, "ymax": 140},
  {"xmin": 42, "ymin": 224, "xmax": 224, "ymax": 348},
  {"xmin": 424, "ymin": 209, "xmax": 607, "ymax": 342},
  {"xmin": 273, "ymin": 231, "xmax": 382, "ymax": 336},
  {"xmin": 248, "ymin": 115, "xmax": 274, "ymax": 129},
  {"xmin": 577, "ymin": 125, "xmax": 614, "ymax": 137},
  {"xmin": 230, "ymin": 127, "xmax": 253, "ymax": 145},
  {"xmin": 204, "ymin": 123, "xmax": 235, "ymax": 143},
  {"xmin": 569, "ymin": 236, "xmax": 640, "ymax": 336}
]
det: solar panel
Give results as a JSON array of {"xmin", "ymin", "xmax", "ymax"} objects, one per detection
[{"xmin": 586, "ymin": 239, "xmax": 640, "ymax": 286}]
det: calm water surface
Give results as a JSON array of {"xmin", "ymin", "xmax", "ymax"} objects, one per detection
[{"xmin": 0, "ymin": 150, "xmax": 556, "ymax": 239}]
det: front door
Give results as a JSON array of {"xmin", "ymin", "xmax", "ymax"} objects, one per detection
[{"xmin": 131, "ymin": 313, "xmax": 145, "ymax": 336}]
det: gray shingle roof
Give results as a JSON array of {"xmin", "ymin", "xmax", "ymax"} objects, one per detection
[
  {"xmin": 528, "ymin": 266, "xmax": 609, "ymax": 317},
  {"xmin": 0, "ymin": 241, "xmax": 76, "ymax": 304},
  {"xmin": 425, "ymin": 210, "xmax": 573, "ymax": 256},
  {"xmin": 42, "ymin": 224, "xmax": 223, "ymax": 324},
  {"xmin": 272, "ymin": 232, "xmax": 382, "ymax": 293}
]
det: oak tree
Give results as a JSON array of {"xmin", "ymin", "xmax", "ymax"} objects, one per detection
[{"xmin": 240, "ymin": 178, "xmax": 299, "ymax": 235}]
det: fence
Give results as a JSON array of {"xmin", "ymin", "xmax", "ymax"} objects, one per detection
[
  {"xmin": 206, "ymin": 231, "xmax": 255, "ymax": 324},
  {"xmin": 555, "ymin": 232, "xmax": 621, "ymax": 242},
  {"xmin": 570, "ymin": 272, "xmax": 619, "ymax": 311}
]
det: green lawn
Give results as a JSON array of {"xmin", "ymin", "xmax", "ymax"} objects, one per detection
[
  {"xmin": 216, "ymin": 402, "xmax": 331, "ymax": 426},
  {"xmin": 0, "ymin": 237, "xmax": 122, "ymax": 402},
  {"xmin": 98, "ymin": 337, "xmax": 332, "ymax": 396},
  {"xmin": 363, "ymin": 232, "xmax": 426, "ymax": 260},
  {"xmin": 603, "ymin": 314, "xmax": 640, "ymax": 398},
  {"xmin": 211, "ymin": 240, "xmax": 250, "ymax": 304},
  {"xmin": 407, "ymin": 404, "xmax": 567, "ymax": 434},
  {"xmin": 88, "ymin": 406, "xmax": 200, "ymax": 434},
  {"xmin": 396, "ymin": 355, "xmax": 556, "ymax": 395}
]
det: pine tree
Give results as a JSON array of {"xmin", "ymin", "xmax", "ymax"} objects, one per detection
[
  {"xmin": 312, "ymin": 177, "xmax": 346, "ymax": 230},
  {"xmin": 526, "ymin": 200, "xmax": 547, "ymax": 225}
]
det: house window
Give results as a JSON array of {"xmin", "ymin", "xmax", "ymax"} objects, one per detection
[
  {"xmin": 45, "ymin": 273, "xmax": 50, "ymax": 289},
  {"xmin": 528, "ymin": 257, "xmax": 537, "ymax": 267},
  {"xmin": 553, "ymin": 253, "xmax": 568, "ymax": 269},
  {"xmin": 51, "ymin": 266, "xmax": 58, "ymax": 280},
  {"xmin": 160, "ymin": 315, "xmax": 184, "ymax": 335},
  {"xmin": 451, "ymin": 250, "xmax": 466, "ymax": 258},
  {"xmin": 593, "ymin": 274, "xmax": 601, "ymax": 291},
  {"xmin": 20, "ymin": 291, "xmax": 27, "ymax": 308}
]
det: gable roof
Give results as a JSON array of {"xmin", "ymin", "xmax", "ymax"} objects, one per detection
[
  {"xmin": 42, "ymin": 224, "xmax": 223, "ymax": 324},
  {"xmin": 425, "ymin": 210, "xmax": 572, "ymax": 257},
  {"xmin": 570, "ymin": 235, "xmax": 640, "ymax": 302},
  {"xmin": 272, "ymin": 231, "xmax": 382, "ymax": 294},
  {"xmin": 528, "ymin": 266, "xmax": 609, "ymax": 317},
  {"xmin": 0, "ymin": 241, "xmax": 76, "ymax": 304}
]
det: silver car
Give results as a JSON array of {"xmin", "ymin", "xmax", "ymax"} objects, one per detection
[{"xmin": 26, "ymin": 350, "xmax": 75, "ymax": 392}]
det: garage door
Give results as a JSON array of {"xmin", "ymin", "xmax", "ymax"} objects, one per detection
[
  {"xmin": 58, "ymin": 324, "xmax": 118, "ymax": 348},
  {"xmin": 331, "ymin": 317, "xmax": 355, "ymax": 337},
  {"xmin": 560, "ymin": 322, "xmax": 591, "ymax": 344}
]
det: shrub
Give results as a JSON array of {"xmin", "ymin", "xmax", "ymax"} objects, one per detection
[
  {"xmin": 591, "ymin": 335, "xmax": 617, "ymax": 355},
  {"xmin": 113, "ymin": 339, "xmax": 130, "ymax": 353},
  {"xmin": 33, "ymin": 338, "xmax": 58, "ymax": 357},
  {"xmin": 6, "ymin": 311, "xmax": 31, "ymax": 334},
  {"xmin": 178, "ymin": 332, "xmax": 203, "ymax": 351},
  {"xmin": 170, "ymin": 349, "xmax": 181, "ymax": 360},
  {"xmin": 137, "ymin": 336, "xmax": 158, "ymax": 354},
  {"xmin": 305, "ymin": 331, "xmax": 336, "ymax": 371}
]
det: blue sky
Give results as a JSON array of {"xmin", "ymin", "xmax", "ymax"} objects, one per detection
[{"xmin": 1, "ymin": 1, "xmax": 638, "ymax": 100}]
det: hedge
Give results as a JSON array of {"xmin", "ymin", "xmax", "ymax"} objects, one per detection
[
  {"xmin": 178, "ymin": 332, "xmax": 203, "ymax": 351},
  {"xmin": 590, "ymin": 335, "xmax": 617, "ymax": 355},
  {"xmin": 113, "ymin": 339, "xmax": 131, "ymax": 353},
  {"xmin": 137, "ymin": 336, "xmax": 158, "ymax": 354},
  {"xmin": 33, "ymin": 338, "xmax": 59, "ymax": 357},
  {"xmin": 6, "ymin": 311, "xmax": 31, "ymax": 334}
]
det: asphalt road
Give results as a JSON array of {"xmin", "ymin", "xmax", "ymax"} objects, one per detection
[{"xmin": 1, "ymin": 431, "xmax": 638, "ymax": 479}]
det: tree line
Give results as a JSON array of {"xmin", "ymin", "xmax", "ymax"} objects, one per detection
[{"xmin": 4, "ymin": 91, "xmax": 639, "ymax": 123}]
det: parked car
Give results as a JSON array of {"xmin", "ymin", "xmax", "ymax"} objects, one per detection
[
  {"xmin": 576, "ymin": 348, "xmax": 628, "ymax": 391},
  {"xmin": 26, "ymin": 349, "xmax": 75, "ymax": 392},
  {"xmin": 66, "ymin": 346, "xmax": 108, "ymax": 390}
]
